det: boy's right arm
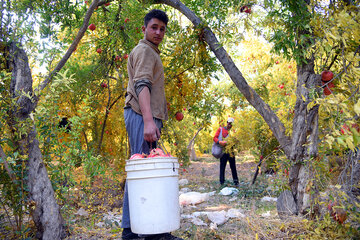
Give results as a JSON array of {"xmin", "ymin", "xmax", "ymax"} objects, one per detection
[{"xmin": 138, "ymin": 87, "xmax": 160, "ymax": 143}]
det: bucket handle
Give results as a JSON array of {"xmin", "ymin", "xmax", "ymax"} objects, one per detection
[
  {"xmin": 157, "ymin": 138, "xmax": 169, "ymax": 156},
  {"xmin": 150, "ymin": 139, "xmax": 169, "ymax": 156}
]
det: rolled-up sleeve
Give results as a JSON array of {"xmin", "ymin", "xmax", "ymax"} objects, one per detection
[
  {"xmin": 132, "ymin": 47, "xmax": 156, "ymax": 84},
  {"xmin": 135, "ymin": 79, "xmax": 152, "ymax": 96}
]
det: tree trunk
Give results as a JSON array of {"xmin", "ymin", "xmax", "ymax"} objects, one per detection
[
  {"xmin": 8, "ymin": 42, "xmax": 67, "ymax": 239},
  {"xmin": 187, "ymin": 127, "xmax": 202, "ymax": 161},
  {"xmin": 3, "ymin": 1, "xmax": 99, "ymax": 237},
  {"xmin": 289, "ymin": 59, "xmax": 321, "ymax": 215},
  {"xmin": 188, "ymin": 142, "xmax": 197, "ymax": 161}
]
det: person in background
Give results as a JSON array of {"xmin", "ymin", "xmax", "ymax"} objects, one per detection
[
  {"xmin": 121, "ymin": 9, "xmax": 183, "ymax": 240},
  {"xmin": 213, "ymin": 117, "xmax": 239, "ymax": 186}
]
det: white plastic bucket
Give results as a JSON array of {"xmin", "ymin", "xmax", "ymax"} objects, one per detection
[{"xmin": 125, "ymin": 157, "xmax": 180, "ymax": 234}]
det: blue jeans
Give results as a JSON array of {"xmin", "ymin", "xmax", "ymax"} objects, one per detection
[{"xmin": 121, "ymin": 107, "xmax": 162, "ymax": 229}]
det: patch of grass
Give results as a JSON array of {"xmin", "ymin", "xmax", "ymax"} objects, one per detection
[
  {"xmin": 193, "ymin": 156, "xmax": 215, "ymax": 163},
  {"xmin": 254, "ymin": 202, "xmax": 276, "ymax": 215},
  {"xmin": 236, "ymin": 176, "xmax": 274, "ymax": 199},
  {"xmin": 176, "ymin": 225, "xmax": 223, "ymax": 240}
]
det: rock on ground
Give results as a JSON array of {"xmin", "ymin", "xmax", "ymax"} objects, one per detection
[{"xmin": 276, "ymin": 190, "xmax": 297, "ymax": 219}]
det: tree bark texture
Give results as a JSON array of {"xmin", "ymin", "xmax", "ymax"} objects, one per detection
[
  {"xmin": 289, "ymin": 60, "xmax": 321, "ymax": 215},
  {"xmin": 187, "ymin": 127, "xmax": 202, "ymax": 161},
  {"xmin": 8, "ymin": 42, "xmax": 67, "ymax": 239},
  {"xmin": 188, "ymin": 142, "xmax": 197, "ymax": 161}
]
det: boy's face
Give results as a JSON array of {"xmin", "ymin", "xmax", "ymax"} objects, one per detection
[{"xmin": 142, "ymin": 18, "xmax": 166, "ymax": 46}]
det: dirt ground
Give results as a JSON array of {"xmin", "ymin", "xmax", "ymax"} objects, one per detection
[
  {"xmin": 172, "ymin": 153, "xmax": 281, "ymax": 240},
  {"xmin": 2, "ymin": 153, "xmax": 358, "ymax": 239},
  {"xmin": 66, "ymin": 152, "xmax": 282, "ymax": 240},
  {"xmin": 2, "ymin": 153, "xmax": 287, "ymax": 240},
  {"xmin": 180, "ymin": 152, "xmax": 257, "ymax": 183}
]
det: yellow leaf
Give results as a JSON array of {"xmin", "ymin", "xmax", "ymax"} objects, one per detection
[
  {"xmin": 307, "ymin": 101, "xmax": 316, "ymax": 111},
  {"xmin": 325, "ymin": 136, "xmax": 334, "ymax": 149},
  {"xmin": 345, "ymin": 136, "xmax": 355, "ymax": 150},
  {"xmin": 280, "ymin": 223, "xmax": 285, "ymax": 231},
  {"xmin": 354, "ymin": 99, "xmax": 360, "ymax": 115},
  {"xmin": 327, "ymin": 31, "xmax": 338, "ymax": 40}
]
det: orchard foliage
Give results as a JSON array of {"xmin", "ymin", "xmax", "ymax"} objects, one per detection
[
  {"xmin": 309, "ymin": 2, "xmax": 360, "ymax": 153},
  {"xmin": 210, "ymin": 0, "xmax": 360, "ymax": 164},
  {"xmin": 263, "ymin": 0, "xmax": 314, "ymax": 63},
  {"xmin": 261, "ymin": 0, "xmax": 360, "ymax": 154},
  {"xmin": 32, "ymin": 0, "xmax": 221, "ymax": 170},
  {"xmin": 211, "ymin": 1, "xmax": 359, "ymax": 236},
  {"xmin": 209, "ymin": 34, "xmax": 296, "ymax": 164},
  {"xmin": 1, "ymin": 0, "xmax": 360, "ymax": 238}
]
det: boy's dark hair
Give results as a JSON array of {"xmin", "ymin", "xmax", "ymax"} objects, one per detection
[{"xmin": 144, "ymin": 9, "xmax": 168, "ymax": 26}]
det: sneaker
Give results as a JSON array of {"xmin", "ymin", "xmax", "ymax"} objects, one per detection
[
  {"xmin": 122, "ymin": 228, "xmax": 144, "ymax": 240},
  {"xmin": 144, "ymin": 233, "xmax": 183, "ymax": 240},
  {"xmin": 234, "ymin": 180, "xmax": 239, "ymax": 186}
]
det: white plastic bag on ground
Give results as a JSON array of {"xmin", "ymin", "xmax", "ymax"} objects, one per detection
[
  {"xmin": 182, "ymin": 212, "xmax": 208, "ymax": 226},
  {"xmin": 192, "ymin": 211, "xmax": 209, "ymax": 217},
  {"xmin": 261, "ymin": 196, "xmax": 277, "ymax": 202},
  {"xmin": 191, "ymin": 217, "xmax": 207, "ymax": 226},
  {"xmin": 179, "ymin": 191, "xmax": 215, "ymax": 206},
  {"xmin": 178, "ymin": 178, "xmax": 189, "ymax": 186},
  {"xmin": 179, "ymin": 187, "xmax": 190, "ymax": 194},
  {"xmin": 226, "ymin": 208, "xmax": 245, "ymax": 218},
  {"xmin": 76, "ymin": 208, "xmax": 89, "ymax": 217},
  {"xmin": 95, "ymin": 222, "xmax": 105, "ymax": 228},
  {"xmin": 209, "ymin": 222, "xmax": 217, "ymax": 230},
  {"xmin": 180, "ymin": 214, "xmax": 193, "ymax": 219},
  {"xmin": 102, "ymin": 211, "xmax": 122, "ymax": 226},
  {"xmin": 219, "ymin": 187, "xmax": 239, "ymax": 196},
  {"xmin": 207, "ymin": 210, "xmax": 228, "ymax": 225},
  {"xmin": 184, "ymin": 209, "xmax": 245, "ymax": 227},
  {"xmin": 229, "ymin": 196, "xmax": 237, "ymax": 202},
  {"xmin": 261, "ymin": 211, "xmax": 271, "ymax": 217}
]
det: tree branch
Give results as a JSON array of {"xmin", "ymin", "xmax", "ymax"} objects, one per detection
[
  {"xmin": 37, "ymin": 0, "xmax": 101, "ymax": 92},
  {"xmin": 0, "ymin": 144, "xmax": 16, "ymax": 182},
  {"xmin": 187, "ymin": 127, "xmax": 203, "ymax": 149}
]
